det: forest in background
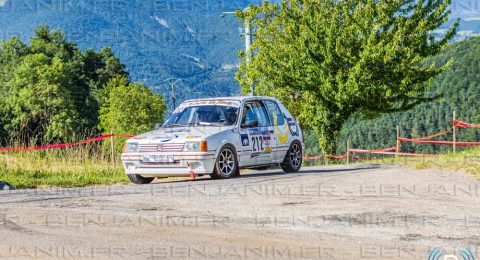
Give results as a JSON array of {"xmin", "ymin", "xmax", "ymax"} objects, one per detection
[
  {"xmin": 0, "ymin": 26, "xmax": 166, "ymax": 145},
  {"xmin": 318, "ymin": 37, "xmax": 480, "ymax": 155}
]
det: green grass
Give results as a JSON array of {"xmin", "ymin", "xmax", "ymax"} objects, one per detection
[
  {"xmin": 0, "ymin": 144, "xmax": 129, "ymax": 189},
  {"xmin": 403, "ymin": 147, "xmax": 480, "ymax": 178},
  {"xmin": 0, "ymin": 167, "xmax": 128, "ymax": 189},
  {"xmin": 2, "ymin": 143, "xmax": 479, "ymax": 189},
  {"xmin": 304, "ymin": 148, "xmax": 480, "ymax": 179}
]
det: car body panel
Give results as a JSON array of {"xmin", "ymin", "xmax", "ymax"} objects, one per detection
[{"xmin": 121, "ymin": 96, "xmax": 303, "ymax": 178}]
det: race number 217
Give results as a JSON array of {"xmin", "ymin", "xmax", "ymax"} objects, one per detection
[{"xmin": 251, "ymin": 136, "xmax": 264, "ymax": 152}]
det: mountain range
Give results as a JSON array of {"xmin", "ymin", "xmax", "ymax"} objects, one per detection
[
  {"xmin": 0, "ymin": 0, "xmax": 264, "ymax": 110},
  {"xmin": 1, "ymin": 0, "xmax": 479, "ymax": 107}
]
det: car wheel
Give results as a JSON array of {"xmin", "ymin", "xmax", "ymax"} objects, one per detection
[
  {"xmin": 281, "ymin": 141, "xmax": 302, "ymax": 173},
  {"xmin": 127, "ymin": 174, "xmax": 155, "ymax": 184},
  {"xmin": 211, "ymin": 144, "xmax": 238, "ymax": 179}
]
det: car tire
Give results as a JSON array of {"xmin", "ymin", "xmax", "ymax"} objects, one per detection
[
  {"xmin": 211, "ymin": 144, "xmax": 238, "ymax": 179},
  {"xmin": 127, "ymin": 174, "xmax": 155, "ymax": 184},
  {"xmin": 281, "ymin": 141, "xmax": 302, "ymax": 173}
]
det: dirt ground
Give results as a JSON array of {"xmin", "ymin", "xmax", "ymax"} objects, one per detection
[{"xmin": 0, "ymin": 164, "xmax": 479, "ymax": 259}]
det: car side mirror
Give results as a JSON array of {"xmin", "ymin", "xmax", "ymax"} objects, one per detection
[
  {"xmin": 247, "ymin": 120, "xmax": 259, "ymax": 128},
  {"xmin": 155, "ymin": 123, "xmax": 162, "ymax": 130}
]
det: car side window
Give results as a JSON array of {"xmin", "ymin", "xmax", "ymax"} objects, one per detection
[
  {"xmin": 241, "ymin": 101, "xmax": 270, "ymax": 128},
  {"xmin": 264, "ymin": 100, "xmax": 285, "ymax": 126}
]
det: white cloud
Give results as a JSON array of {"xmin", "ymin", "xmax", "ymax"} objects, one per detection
[{"xmin": 0, "ymin": 0, "xmax": 7, "ymax": 7}]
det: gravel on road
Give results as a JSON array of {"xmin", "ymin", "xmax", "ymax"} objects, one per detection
[{"xmin": 0, "ymin": 164, "xmax": 479, "ymax": 259}]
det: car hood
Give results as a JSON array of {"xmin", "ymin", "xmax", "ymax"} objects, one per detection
[{"xmin": 129, "ymin": 126, "xmax": 234, "ymax": 143}]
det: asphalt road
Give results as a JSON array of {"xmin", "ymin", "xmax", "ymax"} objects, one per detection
[{"xmin": 0, "ymin": 164, "xmax": 479, "ymax": 259}]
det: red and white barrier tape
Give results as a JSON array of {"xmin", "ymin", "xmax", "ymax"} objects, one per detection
[
  {"xmin": 454, "ymin": 120, "xmax": 480, "ymax": 129},
  {"xmin": 0, "ymin": 134, "xmax": 133, "ymax": 151},
  {"xmin": 398, "ymin": 138, "xmax": 480, "ymax": 147},
  {"xmin": 348, "ymin": 147, "xmax": 397, "ymax": 153},
  {"xmin": 348, "ymin": 148, "xmax": 433, "ymax": 157},
  {"xmin": 406, "ymin": 130, "xmax": 451, "ymax": 141}
]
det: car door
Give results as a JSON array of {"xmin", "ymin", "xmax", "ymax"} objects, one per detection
[
  {"xmin": 263, "ymin": 99, "xmax": 290, "ymax": 161},
  {"xmin": 238, "ymin": 100, "xmax": 274, "ymax": 166}
]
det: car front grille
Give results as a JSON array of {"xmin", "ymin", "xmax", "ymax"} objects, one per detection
[{"xmin": 138, "ymin": 143, "xmax": 184, "ymax": 153}]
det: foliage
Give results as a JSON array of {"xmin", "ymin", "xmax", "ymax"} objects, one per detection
[
  {"xmin": 4, "ymin": 53, "xmax": 79, "ymax": 142},
  {"xmin": 338, "ymin": 37, "xmax": 480, "ymax": 154},
  {"xmin": 0, "ymin": 25, "xmax": 152, "ymax": 144},
  {"xmin": 99, "ymin": 76, "xmax": 166, "ymax": 135},
  {"xmin": 403, "ymin": 147, "xmax": 480, "ymax": 178},
  {"xmin": 0, "ymin": 144, "xmax": 129, "ymax": 189},
  {"xmin": 236, "ymin": 0, "xmax": 458, "ymax": 153}
]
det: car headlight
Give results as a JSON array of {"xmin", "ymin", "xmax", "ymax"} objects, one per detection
[
  {"xmin": 125, "ymin": 143, "xmax": 138, "ymax": 153},
  {"xmin": 183, "ymin": 141, "xmax": 208, "ymax": 152}
]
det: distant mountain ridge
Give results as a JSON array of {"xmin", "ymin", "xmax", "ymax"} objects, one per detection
[
  {"xmin": 0, "ymin": 0, "xmax": 478, "ymax": 108},
  {"xmin": 443, "ymin": 0, "xmax": 480, "ymax": 39},
  {"xmin": 0, "ymin": 0, "xmax": 263, "ymax": 109}
]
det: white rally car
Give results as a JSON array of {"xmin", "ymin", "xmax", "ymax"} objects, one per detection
[{"xmin": 121, "ymin": 96, "xmax": 304, "ymax": 184}]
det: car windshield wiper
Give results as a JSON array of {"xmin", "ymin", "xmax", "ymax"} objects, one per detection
[
  {"xmin": 194, "ymin": 122, "xmax": 229, "ymax": 126},
  {"xmin": 163, "ymin": 123, "xmax": 187, "ymax": 128}
]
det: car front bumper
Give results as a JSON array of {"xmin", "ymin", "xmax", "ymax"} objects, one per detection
[{"xmin": 121, "ymin": 152, "xmax": 216, "ymax": 177}]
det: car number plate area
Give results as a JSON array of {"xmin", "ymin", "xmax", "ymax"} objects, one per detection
[{"xmin": 142, "ymin": 154, "xmax": 174, "ymax": 163}]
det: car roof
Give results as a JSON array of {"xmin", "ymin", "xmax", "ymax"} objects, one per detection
[{"xmin": 183, "ymin": 96, "xmax": 278, "ymax": 103}]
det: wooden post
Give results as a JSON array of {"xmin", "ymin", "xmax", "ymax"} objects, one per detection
[
  {"xmin": 396, "ymin": 125, "xmax": 400, "ymax": 163},
  {"xmin": 346, "ymin": 139, "xmax": 350, "ymax": 165},
  {"xmin": 453, "ymin": 111, "xmax": 456, "ymax": 153},
  {"xmin": 110, "ymin": 130, "xmax": 115, "ymax": 168}
]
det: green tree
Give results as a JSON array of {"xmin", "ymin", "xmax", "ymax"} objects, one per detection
[
  {"xmin": 98, "ymin": 76, "xmax": 166, "ymax": 135},
  {"xmin": 0, "ymin": 37, "xmax": 29, "ymax": 141},
  {"xmin": 0, "ymin": 25, "xmax": 130, "ymax": 144},
  {"xmin": 3, "ymin": 53, "xmax": 79, "ymax": 142},
  {"xmin": 338, "ymin": 37, "xmax": 480, "ymax": 154},
  {"xmin": 236, "ymin": 0, "xmax": 458, "ymax": 153},
  {"xmin": 28, "ymin": 26, "xmax": 129, "ymax": 132}
]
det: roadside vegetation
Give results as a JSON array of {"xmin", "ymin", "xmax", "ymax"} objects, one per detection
[
  {"xmin": 304, "ymin": 148, "xmax": 480, "ymax": 179},
  {"xmin": 0, "ymin": 26, "xmax": 167, "ymax": 189},
  {"xmin": 0, "ymin": 25, "xmax": 166, "ymax": 145},
  {"xmin": 0, "ymin": 141, "xmax": 128, "ymax": 189},
  {"xmin": 338, "ymin": 38, "xmax": 480, "ymax": 155},
  {"xmin": 405, "ymin": 148, "xmax": 480, "ymax": 178}
]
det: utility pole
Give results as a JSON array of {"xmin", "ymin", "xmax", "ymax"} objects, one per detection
[
  {"xmin": 244, "ymin": 19, "xmax": 252, "ymax": 65},
  {"xmin": 245, "ymin": 19, "xmax": 254, "ymax": 96},
  {"xmin": 163, "ymin": 78, "xmax": 182, "ymax": 111},
  {"xmin": 221, "ymin": 8, "xmax": 255, "ymax": 96},
  {"xmin": 171, "ymin": 80, "xmax": 176, "ymax": 109}
]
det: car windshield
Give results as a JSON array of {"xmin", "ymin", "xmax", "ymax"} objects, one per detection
[{"xmin": 163, "ymin": 105, "xmax": 239, "ymax": 127}]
